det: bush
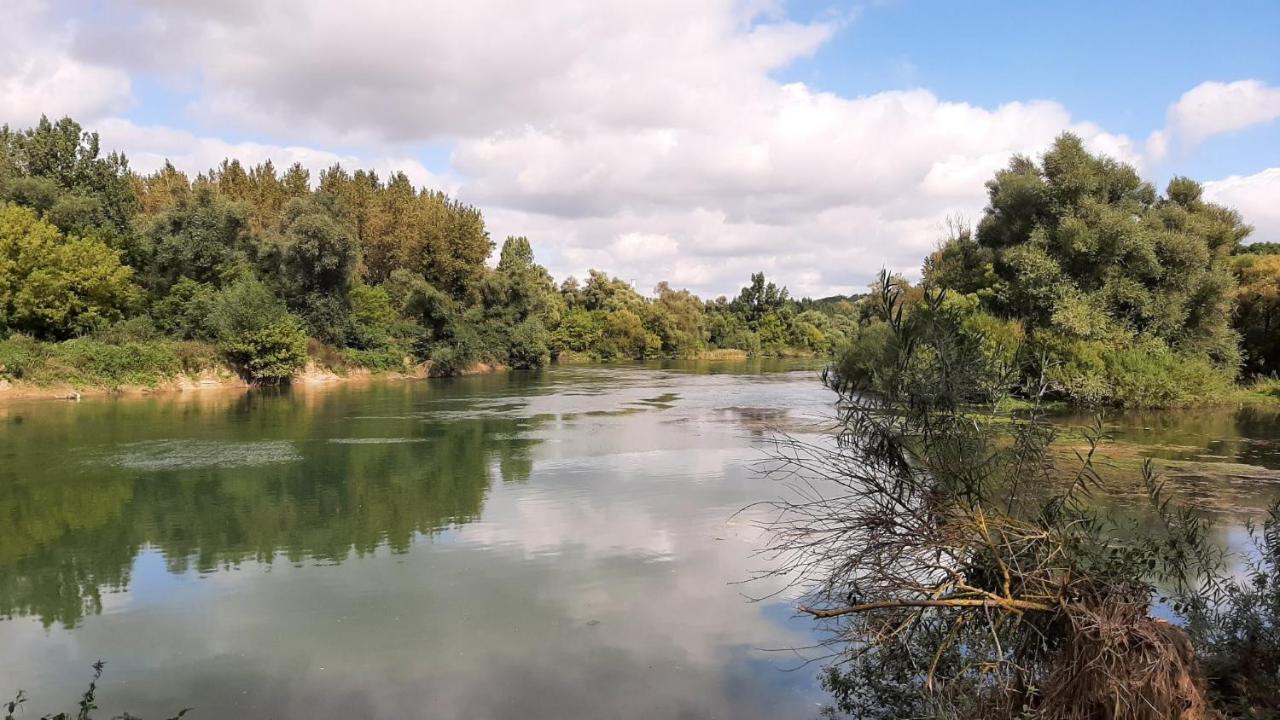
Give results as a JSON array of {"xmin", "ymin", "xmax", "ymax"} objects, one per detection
[
  {"xmin": 427, "ymin": 326, "xmax": 480, "ymax": 377},
  {"xmin": 1184, "ymin": 501, "xmax": 1280, "ymax": 716},
  {"xmin": 221, "ymin": 317, "xmax": 308, "ymax": 383},
  {"xmin": 0, "ymin": 335, "xmax": 218, "ymax": 388},
  {"xmin": 90, "ymin": 315, "xmax": 159, "ymax": 344},
  {"xmin": 507, "ymin": 319, "xmax": 550, "ymax": 369},
  {"xmin": 205, "ymin": 276, "xmax": 309, "ymax": 383},
  {"xmin": 342, "ymin": 347, "xmax": 406, "ymax": 372},
  {"xmin": 0, "ymin": 335, "xmax": 41, "ymax": 381},
  {"xmin": 1033, "ymin": 331, "xmax": 1236, "ymax": 407}
]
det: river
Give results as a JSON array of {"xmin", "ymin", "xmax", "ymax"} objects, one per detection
[{"xmin": 2, "ymin": 362, "xmax": 1278, "ymax": 718}]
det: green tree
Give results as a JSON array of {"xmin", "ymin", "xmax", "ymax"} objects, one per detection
[
  {"xmin": 207, "ymin": 276, "xmax": 308, "ymax": 382},
  {"xmin": 0, "ymin": 204, "xmax": 138, "ymax": 339},
  {"xmin": 1234, "ymin": 253, "xmax": 1280, "ymax": 374},
  {"xmin": 926, "ymin": 134, "xmax": 1248, "ymax": 405},
  {"xmin": 0, "ymin": 116, "xmax": 136, "ymax": 236},
  {"xmin": 139, "ymin": 186, "xmax": 255, "ymax": 292},
  {"xmin": 648, "ymin": 282, "xmax": 704, "ymax": 356},
  {"xmin": 268, "ymin": 195, "xmax": 358, "ymax": 344},
  {"xmin": 731, "ymin": 271, "xmax": 788, "ymax": 325}
]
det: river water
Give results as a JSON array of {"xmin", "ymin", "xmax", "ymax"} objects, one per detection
[{"xmin": 2, "ymin": 362, "xmax": 1278, "ymax": 719}]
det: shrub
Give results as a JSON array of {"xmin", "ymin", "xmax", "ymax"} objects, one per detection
[
  {"xmin": 90, "ymin": 315, "xmax": 159, "ymax": 344},
  {"xmin": 221, "ymin": 317, "xmax": 308, "ymax": 383},
  {"xmin": 342, "ymin": 347, "xmax": 406, "ymax": 372},
  {"xmin": 206, "ymin": 276, "xmax": 309, "ymax": 383},
  {"xmin": 54, "ymin": 339, "xmax": 181, "ymax": 387},
  {"xmin": 507, "ymin": 319, "xmax": 550, "ymax": 369},
  {"xmin": 0, "ymin": 335, "xmax": 41, "ymax": 381},
  {"xmin": 0, "ymin": 335, "xmax": 217, "ymax": 388},
  {"xmin": 1033, "ymin": 331, "xmax": 1236, "ymax": 407},
  {"xmin": 427, "ymin": 325, "xmax": 480, "ymax": 376},
  {"xmin": 1184, "ymin": 501, "xmax": 1280, "ymax": 716}
]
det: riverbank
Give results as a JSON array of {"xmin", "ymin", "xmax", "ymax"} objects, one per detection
[{"xmin": 0, "ymin": 335, "xmax": 510, "ymax": 402}]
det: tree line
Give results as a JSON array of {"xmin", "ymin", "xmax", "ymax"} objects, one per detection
[
  {"xmin": 0, "ymin": 116, "xmax": 859, "ymax": 384},
  {"xmin": 1, "ymin": 117, "xmax": 1275, "ymax": 403}
]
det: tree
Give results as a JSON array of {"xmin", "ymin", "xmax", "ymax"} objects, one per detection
[
  {"xmin": 476, "ymin": 236, "xmax": 561, "ymax": 368},
  {"xmin": 139, "ymin": 186, "xmax": 255, "ymax": 292},
  {"xmin": 649, "ymin": 282, "xmax": 704, "ymax": 356},
  {"xmin": 926, "ymin": 134, "xmax": 1248, "ymax": 404},
  {"xmin": 0, "ymin": 116, "xmax": 136, "ymax": 235},
  {"xmin": 0, "ymin": 204, "xmax": 138, "ymax": 339},
  {"xmin": 1234, "ymin": 253, "xmax": 1280, "ymax": 375},
  {"xmin": 732, "ymin": 271, "xmax": 788, "ymax": 325},
  {"xmin": 269, "ymin": 195, "xmax": 358, "ymax": 344},
  {"xmin": 207, "ymin": 276, "xmax": 307, "ymax": 383}
]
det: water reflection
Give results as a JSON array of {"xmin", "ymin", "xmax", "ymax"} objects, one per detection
[
  {"xmin": 0, "ymin": 386, "xmax": 541, "ymax": 627},
  {"xmin": 0, "ymin": 362, "xmax": 832, "ymax": 720},
  {"xmin": 6, "ymin": 365, "xmax": 1273, "ymax": 720}
]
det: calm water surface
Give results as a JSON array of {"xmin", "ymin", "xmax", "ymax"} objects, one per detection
[
  {"xmin": 1, "ymin": 361, "xmax": 835, "ymax": 719},
  {"xmin": 3, "ymin": 363, "xmax": 1279, "ymax": 719}
]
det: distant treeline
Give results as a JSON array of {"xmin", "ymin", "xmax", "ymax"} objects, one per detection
[{"xmin": 0, "ymin": 116, "xmax": 860, "ymax": 383}]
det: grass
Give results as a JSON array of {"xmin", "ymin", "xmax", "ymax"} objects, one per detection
[{"xmin": 0, "ymin": 335, "xmax": 221, "ymax": 389}]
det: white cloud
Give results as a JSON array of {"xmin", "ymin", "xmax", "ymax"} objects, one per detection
[
  {"xmin": 1148, "ymin": 80, "xmax": 1280, "ymax": 159},
  {"xmin": 21, "ymin": 1, "xmax": 1267, "ymax": 297},
  {"xmin": 0, "ymin": 0, "xmax": 132, "ymax": 126},
  {"xmin": 75, "ymin": 0, "xmax": 837, "ymax": 145},
  {"xmin": 1205, "ymin": 167, "xmax": 1280, "ymax": 244}
]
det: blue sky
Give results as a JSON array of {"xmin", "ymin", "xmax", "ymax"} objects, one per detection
[
  {"xmin": 4, "ymin": 0, "xmax": 1279, "ymax": 296},
  {"xmin": 780, "ymin": 0, "xmax": 1280, "ymax": 181}
]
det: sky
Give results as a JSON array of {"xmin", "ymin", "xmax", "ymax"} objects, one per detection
[{"xmin": 2, "ymin": 0, "xmax": 1278, "ymax": 298}]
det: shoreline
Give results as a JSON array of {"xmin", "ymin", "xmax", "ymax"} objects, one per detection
[{"xmin": 0, "ymin": 360, "xmax": 511, "ymax": 404}]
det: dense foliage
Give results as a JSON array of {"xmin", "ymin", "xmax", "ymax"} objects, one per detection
[
  {"xmin": 1, "ymin": 118, "xmax": 1273, "ymax": 400},
  {"xmin": 918, "ymin": 135, "xmax": 1252, "ymax": 405},
  {"xmin": 0, "ymin": 116, "xmax": 855, "ymax": 385},
  {"xmin": 1233, "ymin": 251, "xmax": 1280, "ymax": 375}
]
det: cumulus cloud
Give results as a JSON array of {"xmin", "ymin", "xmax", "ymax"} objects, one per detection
[
  {"xmin": 0, "ymin": 0, "xmax": 132, "ymax": 126},
  {"xmin": 17, "ymin": 1, "xmax": 1269, "ymax": 297},
  {"xmin": 1148, "ymin": 80, "xmax": 1280, "ymax": 159},
  {"xmin": 74, "ymin": 0, "xmax": 837, "ymax": 145},
  {"xmin": 1205, "ymin": 167, "xmax": 1280, "ymax": 244}
]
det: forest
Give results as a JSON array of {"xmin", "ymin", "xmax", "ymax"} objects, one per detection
[
  {"xmin": 0, "ymin": 116, "xmax": 858, "ymax": 387},
  {"xmin": 0, "ymin": 117, "xmax": 1276, "ymax": 406}
]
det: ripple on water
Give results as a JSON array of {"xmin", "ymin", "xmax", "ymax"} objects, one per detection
[
  {"xmin": 106, "ymin": 439, "xmax": 302, "ymax": 470},
  {"xmin": 326, "ymin": 437, "xmax": 430, "ymax": 445}
]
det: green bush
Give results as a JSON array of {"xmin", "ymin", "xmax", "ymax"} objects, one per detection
[
  {"xmin": 1104, "ymin": 344, "xmax": 1235, "ymax": 407},
  {"xmin": 0, "ymin": 335, "xmax": 219, "ymax": 388},
  {"xmin": 1033, "ymin": 331, "xmax": 1236, "ymax": 407},
  {"xmin": 342, "ymin": 347, "xmax": 406, "ymax": 372},
  {"xmin": 0, "ymin": 335, "xmax": 42, "ymax": 381},
  {"xmin": 221, "ymin": 317, "xmax": 308, "ymax": 383},
  {"xmin": 507, "ymin": 319, "xmax": 550, "ymax": 369}
]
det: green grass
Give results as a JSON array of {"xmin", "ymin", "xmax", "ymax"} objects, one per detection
[{"xmin": 0, "ymin": 335, "xmax": 220, "ymax": 389}]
